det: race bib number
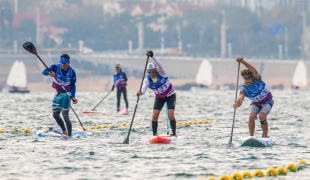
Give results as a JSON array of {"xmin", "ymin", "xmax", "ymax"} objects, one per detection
[{"xmin": 154, "ymin": 84, "xmax": 168, "ymax": 94}]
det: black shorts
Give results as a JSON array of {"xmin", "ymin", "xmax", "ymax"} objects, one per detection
[{"xmin": 153, "ymin": 94, "xmax": 176, "ymax": 110}]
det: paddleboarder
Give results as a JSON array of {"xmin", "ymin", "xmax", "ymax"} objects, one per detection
[
  {"xmin": 232, "ymin": 56, "xmax": 274, "ymax": 138},
  {"xmin": 111, "ymin": 64, "xmax": 129, "ymax": 114},
  {"xmin": 42, "ymin": 54, "xmax": 78, "ymax": 137},
  {"xmin": 137, "ymin": 51, "xmax": 177, "ymax": 137}
]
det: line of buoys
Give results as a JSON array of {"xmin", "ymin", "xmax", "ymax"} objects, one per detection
[
  {"xmin": 0, "ymin": 120, "xmax": 218, "ymax": 133},
  {"xmin": 199, "ymin": 160, "xmax": 309, "ymax": 180},
  {"xmin": 0, "ymin": 128, "xmax": 32, "ymax": 134}
]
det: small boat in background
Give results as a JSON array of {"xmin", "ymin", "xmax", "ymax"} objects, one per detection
[
  {"xmin": 291, "ymin": 60, "xmax": 308, "ymax": 89},
  {"xmin": 3, "ymin": 60, "xmax": 30, "ymax": 93}
]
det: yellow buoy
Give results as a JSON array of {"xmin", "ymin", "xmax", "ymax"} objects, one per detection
[
  {"xmin": 285, "ymin": 163, "xmax": 297, "ymax": 172},
  {"xmin": 203, "ymin": 120, "xmax": 209, "ymax": 124},
  {"xmin": 198, "ymin": 120, "xmax": 203, "ymax": 124},
  {"xmin": 177, "ymin": 122, "xmax": 183, "ymax": 126},
  {"xmin": 209, "ymin": 120, "xmax": 213, "ymax": 123},
  {"xmin": 230, "ymin": 172, "xmax": 242, "ymax": 180},
  {"xmin": 135, "ymin": 122, "xmax": 139, "ymax": 125},
  {"xmin": 24, "ymin": 128, "xmax": 31, "ymax": 133},
  {"xmin": 116, "ymin": 124, "xmax": 121, "ymax": 127},
  {"xmin": 184, "ymin": 122, "xmax": 189, "ymax": 125},
  {"xmin": 253, "ymin": 169, "xmax": 264, "ymax": 177},
  {"xmin": 0, "ymin": 129, "xmax": 4, "ymax": 133},
  {"xmin": 298, "ymin": 159, "xmax": 306, "ymax": 164},
  {"xmin": 122, "ymin": 122, "xmax": 127, "ymax": 126},
  {"xmin": 241, "ymin": 171, "xmax": 252, "ymax": 178},
  {"xmin": 218, "ymin": 174, "xmax": 230, "ymax": 180},
  {"xmin": 17, "ymin": 129, "xmax": 22, "ymax": 133},
  {"xmin": 141, "ymin": 122, "xmax": 145, "ymax": 125},
  {"xmin": 276, "ymin": 167, "xmax": 286, "ymax": 176},
  {"xmin": 162, "ymin": 122, "xmax": 166, "ymax": 125},
  {"xmin": 77, "ymin": 126, "xmax": 82, "ymax": 129},
  {"xmin": 206, "ymin": 177, "xmax": 216, "ymax": 180},
  {"xmin": 214, "ymin": 120, "xmax": 218, "ymax": 124},
  {"xmin": 266, "ymin": 167, "xmax": 277, "ymax": 177},
  {"xmin": 90, "ymin": 126, "xmax": 95, "ymax": 129},
  {"xmin": 197, "ymin": 178, "xmax": 204, "ymax": 180},
  {"xmin": 102, "ymin": 125, "xmax": 108, "ymax": 128},
  {"xmin": 189, "ymin": 121, "xmax": 193, "ymax": 125},
  {"xmin": 96, "ymin": 125, "xmax": 102, "ymax": 129},
  {"xmin": 193, "ymin": 121, "xmax": 198, "ymax": 124}
]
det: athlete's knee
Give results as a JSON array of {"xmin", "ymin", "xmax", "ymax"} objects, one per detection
[
  {"xmin": 62, "ymin": 110, "xmax": 69, "ymax": 120},
  {"xmin": 260, "ymin": 119, "xmax": 267, "ymax": 125},
  {"xmin": 258, "ymin": 113, "xmax": 267, "ymax": 120},
  {"xmin": 53, "ymin": 111, "xmax": 61, "ymax": 119},
  {"xmin": 249, "ymin": 113, "xmax": 256, "ymax": 121}
]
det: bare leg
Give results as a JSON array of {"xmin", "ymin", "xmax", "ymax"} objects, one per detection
[
  {"xmin": 259, "ymin": 112, "xmax": 268, "ymax": 137},
  {"xmin": 152, "ymin": 110, "xmax": 160, "ymax": 135},
  {"xmin": 248, "ymin": 113, "xmax": 256, "ymax": 136}
]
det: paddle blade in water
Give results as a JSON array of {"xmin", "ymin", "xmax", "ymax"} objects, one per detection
[
  {"xmin": 123, "ymin": 137, "xmax": 129, "ymax": 144},
  {"xmin": 23, "ymin": 42, "xmax": 37, "ymax": 55}
]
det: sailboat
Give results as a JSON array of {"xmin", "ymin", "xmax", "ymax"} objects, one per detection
[
  {"xmin": 195, "ymin": 59, "xmax": 213, "ymax": 87},
  {"xmin": 291, "ymin": 60, "xmax": 308, "ymax": 89},
  {"xmin": 3, "ymin": 60, "xmax": 30, "ymax": 93}
]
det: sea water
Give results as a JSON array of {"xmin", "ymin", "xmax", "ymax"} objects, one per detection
[{"xmin": 0, "ymin": 89, "xmax": 309, "ymax": 180}]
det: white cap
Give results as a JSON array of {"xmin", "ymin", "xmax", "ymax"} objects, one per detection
[{"xmin": 147, "ymin": 63, "xmax": 157, "ymax": 73}]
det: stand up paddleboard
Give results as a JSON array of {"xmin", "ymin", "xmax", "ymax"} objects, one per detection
[
  {"xmin": 238, "ymin": 136, "xmax": 275, "ymax": 147},
  {"xmin": 35, "ymin": 128, "xmax": 92, "ymax": 138},
  {"xmin": 148, "ymin": 135, "xmax": 178, "ymax": 144},
  {"xmin": 82, "ymin": 110, "xmax": 108, "ymax": 114}
]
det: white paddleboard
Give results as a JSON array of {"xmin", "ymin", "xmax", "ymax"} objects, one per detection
[
  {"xmin": 35, "ymin": 128, "xmax": 92, "ymax": 138},
  {"xmin": 238, "ymin": 136, "xmax": 275, "ymax": 147}
]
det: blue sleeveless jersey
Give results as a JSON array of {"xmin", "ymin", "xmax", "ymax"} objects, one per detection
[
  {"xmin": 242, "ymin": 80, "xmax": 273, "ymax": 105},
  {"xmin": 52, "ymin": 64, "xmax": 73, "ymax": 91}
]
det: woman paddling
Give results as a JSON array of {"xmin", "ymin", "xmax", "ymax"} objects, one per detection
[
  {"xmin": 111, "ymin": 64, "xmax": 129, "ymax": 114},
  {"xmin": 137, "ymin": 51, "xmax": 177, "ymax": 137}
]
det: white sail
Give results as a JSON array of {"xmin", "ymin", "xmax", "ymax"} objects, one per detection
[
  {"xmin": 292, "ymin": 60, "xmax": 307, "ymax": 87},
  {"xmin": 195, "ymin": 59, "xmax": 213, "ymax": 86},
  {"xmin": 6, "ymin": 60, "xmax": 28, "ymax": 88}
]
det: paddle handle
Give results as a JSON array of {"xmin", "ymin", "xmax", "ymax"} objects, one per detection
[{"xmin": 229, "ymin": 62, "xmax": 240, "ymax": 144}]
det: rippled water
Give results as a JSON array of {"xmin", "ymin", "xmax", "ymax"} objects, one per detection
[{"xmin": 0, "ymin": 89, "xmax": 309, "ymax": 180}]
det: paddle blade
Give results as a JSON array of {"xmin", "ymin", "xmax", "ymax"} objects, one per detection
[
  {"xmin": 123, "ymin": 137, "xmax": 129, "ymax": 144},
  {"xmin": 23, "ymin": 42, "xmax": 37, "ymax": 55}
]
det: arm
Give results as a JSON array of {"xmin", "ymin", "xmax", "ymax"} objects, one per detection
[
  {"xmin": 237, "ymin": 56, "xmax": 260, "ymax": 78},
  {"xmin": 233, "ymin": 94, "xmax": 245, "ymax": 108},
  {"xmin": 152, "ymin": 56, "xmax": 167, "ymax": 77},
  {"xmin": 140, "ymin": 78, "xmax": 149, "ymax": 95},
  {"xmin": 42, "ymin": 64, "xmax": 57, "ymax": 76},
  {"xmin": 70, "ymin": 70, "xmax": 76, "ymax": 98},
  {"xmin": 123, "ymin": 72, "xmax": 128, "ymax": 82}
]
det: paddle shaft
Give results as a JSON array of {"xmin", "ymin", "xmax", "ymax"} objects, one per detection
[
  {"xmin": 123, "ymin": 56, "xmax": 150, "ymax": 144},
  {"xmin": 165, "ymin": 102, "xmax": 170, "ymax": 135},
  {"xmin": 229, "ymin": 62, "xmax": 241, "ymax": 144},
  {"xmin": 35, "ymin": 54, "xmax": 86, "ymax": 131},
  {"xmin": 92, "ymin": 91, "xmax": 112, "ymax": 111}
]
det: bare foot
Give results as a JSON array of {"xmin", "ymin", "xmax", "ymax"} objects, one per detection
[{"xmin": 63, "ymin": 131, "xmax": 68, "ymax": 136}]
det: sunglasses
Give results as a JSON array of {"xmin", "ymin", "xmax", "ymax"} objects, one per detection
[{"xmin": 148, "ymin": 71, "xmax": 156, "ymax": 74}]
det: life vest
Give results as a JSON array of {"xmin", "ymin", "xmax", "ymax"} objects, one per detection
[
  {"xmin": 147, "ymin": 73, "xmax": 174, "ymax": 98},
  {"xmin": 114, "ymin": 72, "xmax": 127, "ymax": 88},
  {"xmin": 242, "ymin": 80, "xmax": 273, "ymax": 105},
  {"xmin": 52, "ymin": 64, "xmax": 73, "ymax": 90}
]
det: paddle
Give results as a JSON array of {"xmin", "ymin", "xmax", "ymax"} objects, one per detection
[
  {"xmin": 228, "ymin": 61, "xmax": 241, "ymax": 145},
  {"xmin": 123, "ymin": 56, "xmax": 150, "ymax": 144},
  {"xmin": 91, "ymin": 90, "xmax": 112, "ymax": 111},
  {"xmin": 22, "ymin": 42, "xmax": 86, "ymax": 131},
  {"xmin": 165, "ymin": 102, "xmax": 170, "ymax": 135}
]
